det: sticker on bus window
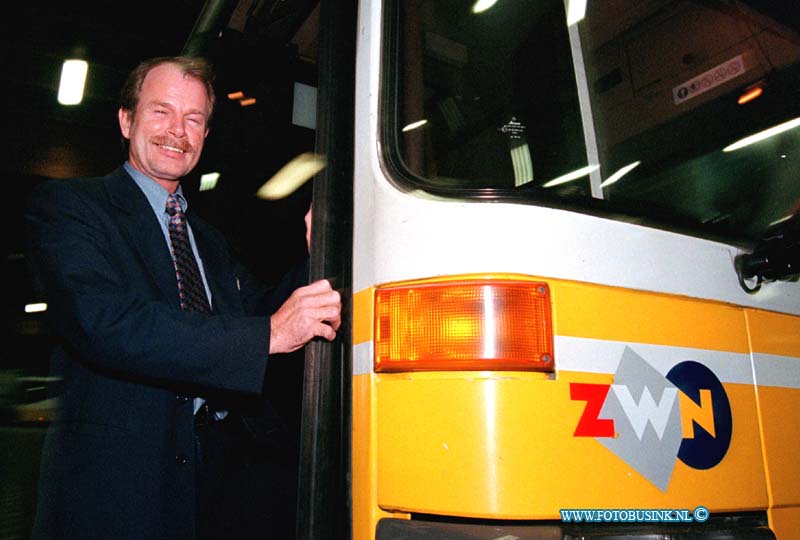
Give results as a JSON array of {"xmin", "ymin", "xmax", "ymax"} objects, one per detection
[{"xmin": 673, "ymin": 54, "xmax": 747, "ymax": 105}]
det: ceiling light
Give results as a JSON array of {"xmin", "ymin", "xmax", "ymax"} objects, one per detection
[
  {"xmin": 600, "ymin": 161, "xmax": 641, "ymax": 188},
  {"xmin": 227, "ymin": 91, "xmax": 256, "ymax": 106},
  {"xmin": 723, "ymin": 116, "xmax": 800, "ymax": 152},
  {"xmin": 199, "ymin": 172, "xmax": 220, "ymax": 192},
  {"xmin": 472, "ymin": 0, "xmax": 498, "ymax": 14},
  {"xmin": 256, "ymin": 153, "xmax": 326, "ymax": 200},
  {"xmin": 57, "ymin": 59, "xmax": 88, "ymax": 105},
  {"xmin": 402, "ymin": 119, "xmax": 428, "ymax": 132},
  {"xmin": 770, "ymin": 214, "xmax": 792, "ymax": 226},
  {"xmin": 25, "ymin": 303, "xmax": 47, "ymax": 313},
  {"xmin": 543, "ymin": 164, "xmax": 598, "ymax": 187},
  {"xmin": 737, "ymin": 86, "xmax": 763, "ymax": 105},
  {"xmin": 566, "ymin": 0, "xmax": 587, "ymax": 26}
]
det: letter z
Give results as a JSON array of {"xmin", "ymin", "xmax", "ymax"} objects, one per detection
[{"xmin": 570, "ymin": 383, "xmax": 615, "ymax": 437}]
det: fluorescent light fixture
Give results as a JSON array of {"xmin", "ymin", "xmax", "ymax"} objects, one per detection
[
  {"xmin": 472, "ymin": 0, "xmax": 498, "ymax": 14},
  {"xmin": 737, "ymin": 86, "xmax": 763, "ymax": 105},
  {"xmin": 566, "ymin": 0, "xmax": 587, "ymax": 26},
  {"xmin": 58, "ymin": 59, "xmax": 88, "ymax": 105},
  {"xmin": 25, "ymin": 303, "xmax": 47, "ymax": 313},
  {"xmin": 511, "ymin": 143, "xmax": 534, "ymax": 186},
  {"xmin": 227, "ymin": 91, "xmax": 245, "ymax": 100},
  {"xmin": 199, "ymin": 172, "xmax": 220, "ymax": 192},
  {"xmin": 402, "ymin": 119, "xmax": 428, "ymax": 132},
  {"xmin": 723, "ymin": 117, "xmax": 800, "ymax": 152},
  {"xmin": 256, "ymin": 153, "xmax": 326, "ymax": 200},
  {"xmin": 600, "ymin": 161, "xmax": 641, "ymax": 188},
  {"xmin": 239, "ymin": 97, "xmax": 256, "ymax": 107},
  {"xmin": 769, "ymin": 214, "xmax": 792, "ymax": 226},
  {"xmin": 543, "ymin": 164, "xmax": 599, "ymax": 187}
]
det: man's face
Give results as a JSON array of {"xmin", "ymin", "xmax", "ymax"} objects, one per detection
[{"xmin": 118, "ymin": 63, "xmax": 210, "ymax": 189}]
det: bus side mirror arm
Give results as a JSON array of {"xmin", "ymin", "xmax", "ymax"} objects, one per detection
[{"xmin": 735, "ymin": 212, "xmax": 800, "ymax": 294}]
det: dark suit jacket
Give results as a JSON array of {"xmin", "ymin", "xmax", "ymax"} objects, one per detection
[{"xmin": 25, "ymin": 167, "xmax": 302, "ymax": 540}]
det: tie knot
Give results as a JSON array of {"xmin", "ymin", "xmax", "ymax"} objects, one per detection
[{"xmin": 166, "ymin": 194, "xmax": 182, "ymax": 217}]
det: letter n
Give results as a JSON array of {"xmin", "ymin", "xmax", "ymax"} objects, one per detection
[
  {"xmin": 570, "ymin": 383, "xmax": 615, "ymax": 437},
  {"xmin": 679, "ymin": 388, "xmax": 715, "ymax": 438}
]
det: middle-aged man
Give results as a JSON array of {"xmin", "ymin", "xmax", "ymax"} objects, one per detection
[{"xmin": 25, "ymin": 56, "xmax": 340, "ymax": 540}]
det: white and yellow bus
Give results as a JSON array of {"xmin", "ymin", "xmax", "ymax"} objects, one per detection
[{"xmin": 265, "ymin": 1, "xmax": 800, "ymax": 539}]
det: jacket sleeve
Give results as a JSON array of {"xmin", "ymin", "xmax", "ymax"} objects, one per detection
[
  {"xmin": 25, "ymin": 179, "xmax": 269, "ymax": 395},
  {"xmin": 237, "ymin": 256, "xmax": 310, "ymax": 316}
]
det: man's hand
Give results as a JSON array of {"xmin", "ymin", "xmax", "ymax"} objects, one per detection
[{"xmin": 269, "ymin": 279, "xmax": 341, "ymax": 354}]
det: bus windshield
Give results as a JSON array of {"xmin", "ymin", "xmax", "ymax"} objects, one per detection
[{"xmin": 388, "ymin": 0, "xmax": 800, "ymax": 241}]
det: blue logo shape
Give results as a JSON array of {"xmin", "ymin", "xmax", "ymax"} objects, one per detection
[{"xmin": 666, "ymin": 361, "xmax": 732, "ymax": 470}]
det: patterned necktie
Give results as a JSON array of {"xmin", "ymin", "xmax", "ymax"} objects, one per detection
[{"xmin": 166, "ymin": 193, "xmax": 211, "ymax": 313}]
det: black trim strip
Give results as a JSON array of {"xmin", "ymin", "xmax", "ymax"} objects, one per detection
[
  {"xmin": 377, "ymin": 512, "xmax": 776, "ymax": 540},
  {"xmin": 295, "ymin": 0, "xmax": 357, "ymax": 539}
]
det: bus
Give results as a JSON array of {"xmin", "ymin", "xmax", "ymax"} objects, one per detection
[{"xmin": 226, "ymin": 0, "xmax": 800, "ymax": 539}]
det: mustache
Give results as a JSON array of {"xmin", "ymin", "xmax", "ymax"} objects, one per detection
[{"xmin": 151, "ymin": 136, "xmax": 194, "ymax": 153}]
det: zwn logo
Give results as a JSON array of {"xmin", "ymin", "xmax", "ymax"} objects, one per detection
[{"xmin": 570, "ymin": 347, "xmax": 732, "ymax": 490}]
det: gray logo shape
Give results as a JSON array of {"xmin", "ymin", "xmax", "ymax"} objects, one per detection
[{"xmin": 597, "ymin": 347, "xmax": 683, "ymax": 491}]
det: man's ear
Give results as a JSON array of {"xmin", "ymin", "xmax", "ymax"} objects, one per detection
[{"xmin": 118, "ymin": 108, "xmax": 131, "ymax": 139}]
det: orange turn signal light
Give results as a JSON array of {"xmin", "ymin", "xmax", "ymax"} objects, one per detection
[{"xmin": 374, "ymin": 278, "xmax": 554, "ymax": 372}]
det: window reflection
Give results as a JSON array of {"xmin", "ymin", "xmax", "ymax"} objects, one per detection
[{"xmin": 392, "ymin": 0, "xmax": 800, "ymax": 241}]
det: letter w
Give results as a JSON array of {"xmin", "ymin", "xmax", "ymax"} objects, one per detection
[
  {"xmin": 612, "ymin": 385, "xmax": 677, "ymax": 440},
  {"xmin": 570, "ymin": 383, "xmax": 615, "ymax": 437}
]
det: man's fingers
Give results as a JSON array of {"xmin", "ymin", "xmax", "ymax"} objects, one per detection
[
  {"xmin": 269, "ymin": 278, "xmax": 342, "ymax": 354},
  {"xmin": 291, "ymin": 282, "xmax": 340, "ymax": 307},
  {"xmin": 315, "ymin": 322, "xmax": 337, "ymax": 342},
  {"xmin": 300, "ymin": 279, "xmax": 335, "ymax": 295},
  {"xmin": 310, "ymin": 305, "xmax": 341, "ymax": 321}
]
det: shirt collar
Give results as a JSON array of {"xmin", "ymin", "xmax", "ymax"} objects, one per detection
[{"xmin": 124, "ymin": 161, "xmax": 187, "ymax": 214}]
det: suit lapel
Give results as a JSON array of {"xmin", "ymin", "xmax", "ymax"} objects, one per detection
[
  {"xmin": 188, "ymin": 216, "xmax": 239, "ymax": 315},
  {"xmin": 103, "ymin": 167, "xmax": 180, "ymax": 306}
]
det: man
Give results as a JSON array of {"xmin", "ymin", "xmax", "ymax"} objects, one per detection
[{"xmin": 25, "ymin": 56, "xmax": 340, "ymax": 539}]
